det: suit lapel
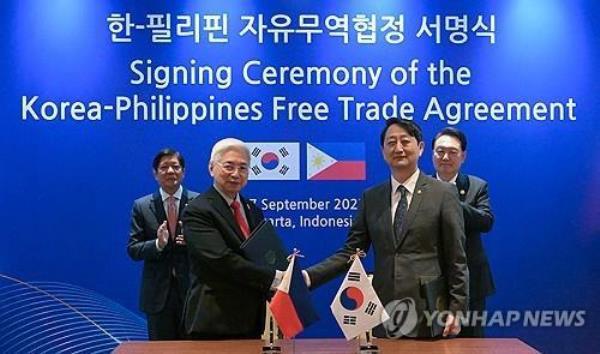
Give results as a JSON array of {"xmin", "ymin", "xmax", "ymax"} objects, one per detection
[
  {"xmin": 240, "ymin": 196, "xmax": 257, "ymax": 231},
  {"xmin": 205, "ymin": 187, "xmax": 246, "ymax": 242},
  {"xmin": 176, "ymin": 189, "xmax": 190, "ymax": 235},
  {"xmin": 455, "ymin": 173, "xmax": 470, "ymax": 202},
  {"xmin": 396, "ymin": 172, "xmax": 428, "ymax": 250},
  {"xmin": 151, "ymin": 191, "xmax": 167, "ymax": 224},
  {"xmin": 179, "ymin": 190, "xmax": 189, "ymax": 218},
  {"xmin": 372, "ymin": 181, "xmax": 395, "ymax": 249}
]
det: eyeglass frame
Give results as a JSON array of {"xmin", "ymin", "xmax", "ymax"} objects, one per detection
[{"xmin": 214, "ymin": 161, "xmax": 250, "ymax": 175}]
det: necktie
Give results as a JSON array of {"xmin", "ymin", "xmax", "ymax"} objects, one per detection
[
  {"xmin": 167, "ymin": 196, "xmax": 178, "ymax": 239},
  {"xmin": 231, "ymin": 200, "xmax": 250, "ymax": 238},
  {"xmin": 393, "ymin": 185, "xmax": 408, "ymax": 244}
]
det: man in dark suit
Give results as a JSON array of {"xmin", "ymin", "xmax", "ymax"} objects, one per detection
[
  {"xmin": 182, "ymin": 138, "xmax": 282, "ymax": 339},
  {"xmin": 127, "ymin": 148, "xmax": 198, "ymax": 340},
  {"xmin": 432, "ymin": 127, "xmax": 495, "ymax": 337},
  {"xmin": 305, "ymin": 118, "xmax": 468, "ymax": 338}
]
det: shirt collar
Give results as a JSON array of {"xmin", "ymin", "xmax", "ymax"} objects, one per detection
[
  {"xmin": 213, "ymin": 184, "xmax": 240, "ymax": 207},
  {"xmin": 160, "ymin": 185, "xmax": 183, "ymax": 202},
  {"xmin": 391, "ymin": 168, "xmax": 420, "ymax": 195},
  {"xmin": 436, "ymin": 172, "xmax": 458, "ymax": 185}
]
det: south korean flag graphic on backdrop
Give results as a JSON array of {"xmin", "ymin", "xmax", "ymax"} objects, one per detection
[{"xmin": 247, "ymin": 142, "xmax": 300, "ymax": 180}]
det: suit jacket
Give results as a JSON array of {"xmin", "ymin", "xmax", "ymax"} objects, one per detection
[
  {"xmin": 182, "ymin": 186, "xmax": 275, "ymax": 338},
  {"xmin": 307, "ymin": 172, "xmax": 468, "ymax": 337},
  {"xmin": 127, "ymin": 188, "xmax": 199, "ymax": 314},
  {"xmin": 455, "ymin": 173, "xmax": 495, "ymax": 299}
]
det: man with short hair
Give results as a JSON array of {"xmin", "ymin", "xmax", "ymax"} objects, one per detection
[
  {"xmin": 432, "ymin": 127, "xmax": 495, "ymax": 337},
  {"xmin": 128, "ymin": 148, "xmax": 198, "ymax": 340},
  {"xmin": 182, "ymin": 138, "xmax": 283, "ymax": 339},
  {"xmin": 306, "ymin": 119, "xmax": 468, "ymax": 338}
]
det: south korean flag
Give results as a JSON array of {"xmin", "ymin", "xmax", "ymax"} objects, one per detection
[
  {"xmin": 247, "ymin": 142, "xmax": 300, "ymax": 180},
  {"xmin": 330, "ymin": 255, "xmax": 390, "ymax": 340}
]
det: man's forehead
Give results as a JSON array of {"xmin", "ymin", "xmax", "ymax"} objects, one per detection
[
  {"xmin": 434, "ymin": 135, "xmax": 461, "ymax": 148},
  {"xmin": 159, "ymin": 156, "xmax": 180, "ymax": 165},
  {"xmin": 385, "ymin": 129, "xmax": 413, "ymax": 140},
  {"xmin": 220, "ymin": 150, "xmax": 249, "ymax": 163}
]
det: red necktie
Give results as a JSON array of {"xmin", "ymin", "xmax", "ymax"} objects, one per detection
[
  {"xmin": 167, "ymin": 196, "xmax": 178, "ymax": 239},
  {"xmin": 231, "ymin": 200, "xmax": 250, "ymax": 238}
]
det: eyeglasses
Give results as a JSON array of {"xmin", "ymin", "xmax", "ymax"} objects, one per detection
[
  {"xmin": 158, "ymin": 165, "xmax": 182, "ymax": 173},
  {"xmin": 215, "ymin": 161, "xmax": 249, "ymax": 174}
]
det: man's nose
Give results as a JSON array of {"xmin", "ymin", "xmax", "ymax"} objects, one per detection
[{"xmin": 394, "ymin": 142, "xmax": 404, "ymax": 152}]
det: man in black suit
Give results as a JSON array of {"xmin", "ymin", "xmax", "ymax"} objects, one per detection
[
  {"xmin": 127, "ymin": 148, "xmax": 198, "ymax": 340},
  {"xmin": 306, "ymin": 118, "xmax": 468, "ymax": 338},
  {"xmin": 432, "ymin": 127, "xmax": 495, "ymax": 337},
  {"xmin": 182, "ymin": 138, "xmax": 283, "ymax": 339}
]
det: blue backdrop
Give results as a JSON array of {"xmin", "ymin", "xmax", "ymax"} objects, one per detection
[{"xmin": 1, "ymin": 1, "xmax": 599, "ymax": 353}]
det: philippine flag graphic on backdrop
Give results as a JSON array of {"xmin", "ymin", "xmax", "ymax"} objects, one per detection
[
  {"xmin": 247, "ymin": 142, "xmax": 300, "ymax": 180},
  {"xmin": 307, "ymin": 143, "xmax": 366, "ymax": 180}
]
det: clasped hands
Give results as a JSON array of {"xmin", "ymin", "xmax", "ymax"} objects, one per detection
[{"xmin": 157, "ymin": 220, "xmax": 186, "ymax": 249}]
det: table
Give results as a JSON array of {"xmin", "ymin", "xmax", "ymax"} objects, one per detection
[{"xmin": 114, "ymin": 338, "xmax": 540, "ymax": 353}]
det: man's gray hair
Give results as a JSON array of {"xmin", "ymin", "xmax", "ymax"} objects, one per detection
[{"xmin": 209, "ymin": 138, "xmax": 250, "ymax": 163}]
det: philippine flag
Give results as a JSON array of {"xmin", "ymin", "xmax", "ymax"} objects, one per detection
[
  {"xmin": 307, "ymin": 143, "xmax": 366, "ymax": 180},
  {"xmin": 269, "ymin": 255, "xmax": 319, "ymax": 338},
  {"xmin": 247, "ymin": 142, "xmax": 300, "ymax": 180}
]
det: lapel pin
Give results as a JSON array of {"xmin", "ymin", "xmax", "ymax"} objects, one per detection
[{"xmin": 417, "ymin": 189, "xmax": 422, "ymax": 194}]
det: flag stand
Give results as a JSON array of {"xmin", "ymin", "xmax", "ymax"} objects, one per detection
[
  {"xmin": 261, "ymin": 302, "xmax": 281, "ymax": 353},
  {"xmin": 357, "ymin": 271, "xmax": 379, "ymax": 353},
  {"xmin": 358, "ymin": 330, "xmax": 379, "ymax": 354}
]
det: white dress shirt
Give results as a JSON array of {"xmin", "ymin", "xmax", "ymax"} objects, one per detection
[
  {"xmin": 390, "ymin": 168, "xmax": 420, "ymax": 224},
  {"xmin": 156, "ymin": 186, "xmax": 183, "ymax": 251},
  {"xmin": 213, "ymin": 185, "xmax": 250, "ymax": 230},
  {"xmin": 436, "ymin": 173, "xmax": 458, "ymax": 185}
]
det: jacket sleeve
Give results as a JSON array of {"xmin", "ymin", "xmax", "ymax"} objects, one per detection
[
  {"xmin": 441, "ymin": 186, "xmax": 469, "ymax": 314},
  {"xmin": 307, "ymin": 192, "xmax": 372, "ymax": 289},
  {"xmin": 127, "ymin": 200, "xmax": 163, "ymax": 261},
  {"xmin": 462, "ymin": 181, "xmax": 494, "ymax": 234}
]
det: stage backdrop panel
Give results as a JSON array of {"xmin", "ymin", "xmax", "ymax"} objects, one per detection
[{"xmin": 1, "ymin": 1, "xmax": 599, "ymax": 353}]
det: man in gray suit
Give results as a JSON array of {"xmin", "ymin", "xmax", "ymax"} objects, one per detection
[
  {"xmin": 128, "ymin": 148, "xmax": 198, "ymax": 340},
  {"xmin": 306, "ymin": 118, "xmax": 468, "ymax": 338},
  {"xmin": 432, "ymin": 127, "xmax": 495, "ymax": 337}
]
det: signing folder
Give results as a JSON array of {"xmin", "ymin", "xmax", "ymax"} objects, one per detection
[
  {"xmin": 240, "ymin": 220, "xmax": 288, "ymax": 271},
  {"xmin": 420, "ymin": 275, "xmax": 449, "ymax": 337}
]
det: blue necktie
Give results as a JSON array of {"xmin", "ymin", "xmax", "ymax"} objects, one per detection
[{"xmin": 393, "ymin": 185, "xmax": 408, "ymax": 244}]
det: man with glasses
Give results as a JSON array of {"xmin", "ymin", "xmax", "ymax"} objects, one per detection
[
  {"xmin": 127, "ymin": 148, "xmax": 198, "ymax": 340},
  {"xmin": 432, "ymin": 127, "xmax": 495, "ymax": 337},
  {"xmin": 182, "ymin": 138, "xmax": 283, "ymax": 339}
]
